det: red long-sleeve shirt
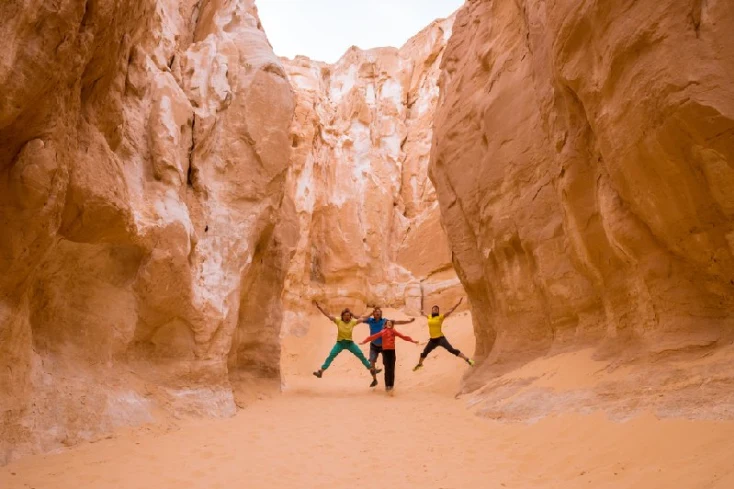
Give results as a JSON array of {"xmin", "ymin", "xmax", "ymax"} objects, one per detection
[{"xmin": 362, "ymin": 328, "xmax": 415, "ymax": 350}]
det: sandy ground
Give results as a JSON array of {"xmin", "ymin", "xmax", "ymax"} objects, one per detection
[{"xmin": 2, "ymin": 310, "xmax": 734, "ymax": 489}]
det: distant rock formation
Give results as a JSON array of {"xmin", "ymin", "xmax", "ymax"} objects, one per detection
[{"xmin": 282, "ymin": 16, "xmax": 465, "ymax": 333}]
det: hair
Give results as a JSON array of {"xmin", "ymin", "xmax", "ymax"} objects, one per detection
[
  {"xmin": 341, "ymin": 308, "xmax": 352, "ymax": 316},
  {"xmin": 385, "ymin": 319, "xmax": 394, "ymax": 327},
  {"xmin": 432, "ymin": 305, "xmax": 439, "ymax": 310}
]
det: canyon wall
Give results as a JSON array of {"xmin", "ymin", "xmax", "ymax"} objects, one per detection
[
  {"xmin": 431, "ymin": 0, "xmax": 734, "ymax": 394},
  {"xmin": 0, "ymin": 0, "xmax": 295, "ymax": 463},
  {"xmin": 281, "ymin": 16, "xmax": 465, "ymax": 331}
]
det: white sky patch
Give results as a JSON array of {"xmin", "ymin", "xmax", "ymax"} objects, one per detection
[{"xmin": 257, "ymin": 0, "xmax": 465, "ymax": 63}]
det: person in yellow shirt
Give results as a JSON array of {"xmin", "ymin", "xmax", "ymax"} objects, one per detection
[
  {"xmin": 413, "ymin": 297, "xmax": 475, "ymax": 371},
  {"xmin": 312, "ymin": 301, "xmax": 378, "ymax": 380}
]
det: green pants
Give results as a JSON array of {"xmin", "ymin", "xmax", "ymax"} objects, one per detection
[{"xmin": 322, "ymin": 340, "xmax": 371, "ymax": 370}]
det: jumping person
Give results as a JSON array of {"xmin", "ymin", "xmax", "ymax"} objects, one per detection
[
  {"xmin": 413, "ymin": 298, "xmax": 475, "ymax": 371},
  {"xmin": 357, "ymin": 307, "xmax": 415, "ymax": 387},
  {"xmin": 312, "ymin": 301, "xmax": 377, "ymax": 380},
  {"xmin": 361, "ymin": 319, "xmax": 418, "ymax": 392}
]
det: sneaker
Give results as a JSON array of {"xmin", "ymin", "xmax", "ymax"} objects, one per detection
[
  {"xmin": 370, "ymin": 379, "xmax": 378, "ymax": 388},
  {"xmin": 313, "ymin": 370, "xmax": 323, "ymax": 378},
  {"xmin": 467, "ymin": 359, "xmax": 475, "ymax": 367},
  {"xmin": 386, "ymin": 386, "xmax": 393, "ymax": 391},
  {"xmin": 413, "ymin": 364, "xmax": 423, "ymax": 372},
  {"xmin": 375, "ymin": 368, "xmax": 383, "ymax": 374}
]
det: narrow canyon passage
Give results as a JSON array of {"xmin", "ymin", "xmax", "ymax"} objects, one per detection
[
  {"xmin": 2, "ymin": 312, "xmax": 733, "ymax": 489},
  {"xmin": 2, "ymin": 0, "xmax": 734, "ymax": 484}
]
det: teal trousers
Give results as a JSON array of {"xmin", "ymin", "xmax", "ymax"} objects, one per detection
[{"xmin": 322, "ymin": 340, "xmax": 371, "ymax": 370}]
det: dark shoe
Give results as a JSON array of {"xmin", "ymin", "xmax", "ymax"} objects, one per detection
[
  {"xmin": 370, "ymin": 379, "xmax": 378, "ymax": 388},
  {"xmin": 313, "ymin": 370, "xmax": 323, "ymax": 378},
  {"xmin": 375, "ymin": 368, "xmax": 383, "ymax": 374}
]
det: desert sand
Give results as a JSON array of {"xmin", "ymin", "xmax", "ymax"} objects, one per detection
[{"xmin": 1, "ymin": 310, "xmax": 733, "ymax": 489}]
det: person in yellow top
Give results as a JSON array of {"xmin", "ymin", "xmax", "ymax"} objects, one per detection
[
  {"xmin": 413, "ymin": 297, "xmax": 475, "ymax": 371},
  {"xmin": 312, "ymin": 301, "xmax": 378, "ymax": 380}
]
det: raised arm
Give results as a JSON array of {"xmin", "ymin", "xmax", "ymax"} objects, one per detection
[
  {"xmin": 313, "ymin": 301, "xmax": 335, "ymax": 321},
  {"xmin": 394, "ymin": 330, "xmax": 419, "ymax": 344},
  {"xmin": 392, "ymin": 318, "xmax": 416, "ymax": 325},
  {"xmin": 444, "ymin": 297, "xmax": 464, "ymax": 318},
  {"xmin": 353, "ymin": 307, "xmax": 376, "ymax": 324}
]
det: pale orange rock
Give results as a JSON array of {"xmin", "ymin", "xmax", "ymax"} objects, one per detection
[
  {"xmin": 0, "ymin": 0, "xmax": 296, "ymax": 463},
  {"xmin": 281, "ymin": 16, "xmax": 465, "ymax": 332},
  {"xmin": 430, "ymin": 0, "xmax": 734, "ymax": 394}
]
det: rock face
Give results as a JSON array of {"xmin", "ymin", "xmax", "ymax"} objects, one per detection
[
  {"xmin": 431, "ymin": 1, "xmax": 734, "ymax": 381},
  {"xmin": 0, "ymin": 0, "xmax": 296, "ymax": 463},
  {"xmin": 282, "ymin": 16, "xmax": 465, "ymax": 331}
]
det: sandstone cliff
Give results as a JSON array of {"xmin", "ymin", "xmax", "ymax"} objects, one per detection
[
  {"xmin": 281, "ymin": 16, "xmax": 464, "ymax": 331},
  {"xmin": 431, "ymin": 0, "xmax": 734, "ymax": 412},
  {"xmin": 0, "ymin": 0, "xmax": 295, "ymax": 463}
]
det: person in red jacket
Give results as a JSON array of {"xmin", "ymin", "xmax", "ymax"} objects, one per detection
[{"xmin": 360, "ymin": 320, "xmax": 419, "ymax": 392}]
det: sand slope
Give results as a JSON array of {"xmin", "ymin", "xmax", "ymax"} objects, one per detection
[{"xmin": 2, "ymin": 311, "xmax": 733, "ymax": 489}]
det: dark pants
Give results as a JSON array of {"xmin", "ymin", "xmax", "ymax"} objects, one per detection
[
  {"xmin": 420, "ymin": 336, "xmax": 461, "ymax": 359},
  {"xmin": 382, "ymin": 349, "xmax": 396, "ymax": 387},
  {"xmin": 369, "ymin": 342, "xmax": 383, "ymax": 363}
]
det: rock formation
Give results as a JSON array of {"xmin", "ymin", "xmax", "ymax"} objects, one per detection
[
  {"xmin": 281, "ymin": 16, "xmax": 465, "ymax": 332},
  {"xmin": 431, "ymin": 0, "xmax": 734, "ymax": 389},
  {"xmin": 0, "ymin": 0, "xmax": 296, "ymax": 463}
]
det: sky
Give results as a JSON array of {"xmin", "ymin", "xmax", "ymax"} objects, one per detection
[{"xmin": 256, "ymin": 0, "xmax": 465, "ymax": 63}]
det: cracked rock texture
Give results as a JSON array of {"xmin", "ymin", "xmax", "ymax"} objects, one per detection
[
  {"xmin": 281, "ymin": 16, "xmax": 465, "ymax": 332},
  {"xmin": 431, "ymin": 0, "xmax": 734, "ymax": 410},
  {"xmin": 0, "ymin": 0, "xmax": 296, "ymax": 463}
]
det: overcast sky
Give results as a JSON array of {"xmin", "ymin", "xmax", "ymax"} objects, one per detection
[{"xmin": 256, "ymin": 0, "xmax": 465, "ymax": 63}]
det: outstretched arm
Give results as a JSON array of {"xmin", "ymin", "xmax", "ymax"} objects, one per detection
[
  {"xmin": 392, "ymin": 318, "xmax": 416, "ymax": 325},
  {"xmin": 361, "ymin": 330, "xmax": 385, "ymax": 345},
  {"xmin": 313, "ymin": 301, "xmax": 335, "ymax": 321},
  {"xmin": 444, "ymin": 297, "xmax": 464, "ymax": 318},
  {"xmin": 394, "ymin": 330, "xmax": 419, "ymax": 344}
]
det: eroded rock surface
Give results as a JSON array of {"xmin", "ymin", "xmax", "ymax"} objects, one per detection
[
  {"xmin": 0, "ymin": 0, "xmax": 296, "ymax": 463},
  {"xmin": 431, "ymin": 0, "xmax": 734, "ymax": 412},
  {"xmin": 281, "ymin": 16, "xmax": 465, "ymax": 332}
]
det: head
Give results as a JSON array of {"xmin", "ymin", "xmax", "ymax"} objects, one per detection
[
  {"xmin": 373, "ymin": 307, "xmax": 383, "ymax": 320},
  {"xmin": 431, "ymin": 305, "xmax": 440, "ymax": 317},
  {"xmin": 341, "ymin": 309, "xmax": 353, "ymax": 322},
  {"xmin": 385, "ymin": 319, "xmax": 395, "ymax": 329}
]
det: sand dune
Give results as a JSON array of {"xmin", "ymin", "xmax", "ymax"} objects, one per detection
[{"xmin": 1, "ymin": 311, "xmax": 733, "ymax": 489}]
